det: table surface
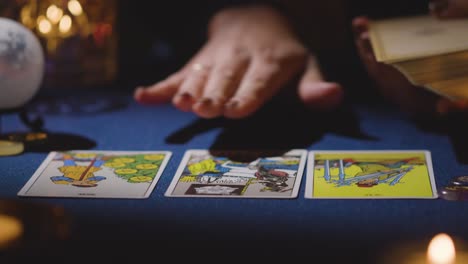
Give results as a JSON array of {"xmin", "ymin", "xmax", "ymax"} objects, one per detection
[{"xmin": 1, "ymin": 89, "xmax": 468, "ymax": 263}]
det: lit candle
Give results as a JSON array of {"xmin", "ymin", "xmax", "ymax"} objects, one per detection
[
  {"xmin": 381, "ymin": 233, "xmax": 468, "ymax": 264},
  {"xmin": 427, "ymin": 233, "xmax": 456, "ymax": 264}
]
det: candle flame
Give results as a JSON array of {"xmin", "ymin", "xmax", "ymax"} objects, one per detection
[{"xmin": 427, "ymin": 233, "xmax": 456, "ymax": 264}]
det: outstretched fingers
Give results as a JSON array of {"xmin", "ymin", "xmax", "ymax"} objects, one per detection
[
  {"xmin": 192, "ymin": 47, "xmax": 250, "ymax": 118},
  {"xmin": 223, "ymin": 48, "xmax": 301, "ymax": 119},
  {"xmin": 172, "ymin": 61, "xmax": 212, "ymax": 112},
  {"xmin": 133, "ymin": 73, "xmax": 184, "ymax": 105}
]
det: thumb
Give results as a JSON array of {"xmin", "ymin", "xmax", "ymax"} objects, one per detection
[{"xmin": 298, "ymin": 55, "xmax": 344, "ymax": 111}]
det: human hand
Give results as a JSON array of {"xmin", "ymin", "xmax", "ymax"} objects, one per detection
[
  {"xmin": 134, "ymin": 5, "xmax": 343, "ymax": 119},
  {"xmin": 352, "ymin": 14, "xmax": 468, "ymax": 115},
  {"xmin": 429, "ymin": 0, "xmax": 468, "ymax": 18}
]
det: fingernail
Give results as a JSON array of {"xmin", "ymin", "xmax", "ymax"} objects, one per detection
[
  {"xmin": 353, "ymin": 23, "xmax": 366, "ymax": 37},
  {"xmin": 360, "ymin": 32, "xmax": 369, "ymax": 41},
  {"xmin": 225, "ymin": 100, "xmax": 239, "ymax": 110},
  {"xmin": 176, "ymin": 92, "xmax": 193, "ymax": 101},
  {"xmin": 197, "ymin": 98, "xmax": 213, "ymax": 108}
]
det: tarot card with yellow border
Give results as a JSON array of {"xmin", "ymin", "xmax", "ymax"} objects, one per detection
[
  {"xmin": 165, "ymin": 149, "xmax": 307, "ymax": 198},
  {"xmin": 18, "ymin": 150, "xmax": 172, "ymax": 199},
  {"xmin": 305, "ymin": 150, "xmax": 437, "ymax": 199}
]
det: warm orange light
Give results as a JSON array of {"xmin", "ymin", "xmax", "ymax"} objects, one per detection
[
  {"xmin": 37, "ymin": 16, "xmax": 52, "ymax": 34},
  {"xmin": 59, "ymin": 15, "xmax": 72, "ymax": 33},
  {"xmin": 68, "ymin": 0, "xmax": 83, "ymax": 16},
  {"xmin": 46, "ymin": 4, "xmax": 63, "ymax": 24},
  {"xmin": 0, "ymin": 214, "xmax": 23, "ymax": 249},
  {"xmin": 427, "ymin": 233, "xmax": 456, "ymax": 264},
  {"xmin": 20, "ymin": 4, "xmax": 34, "ymax": 28}
]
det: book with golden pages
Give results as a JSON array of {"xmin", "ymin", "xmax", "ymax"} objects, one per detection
[{"xmin": 368, "ymin": 15, "xmax": 468, "ymax": 101}]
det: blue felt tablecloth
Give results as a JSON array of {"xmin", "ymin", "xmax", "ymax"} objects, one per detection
[{"xmin": 1, "ymin": 89, "xmax": 467, "ymax": 263}]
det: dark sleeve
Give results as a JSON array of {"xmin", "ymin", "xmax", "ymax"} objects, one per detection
[{"xmin": 272, "ymin": 0, "xmax": 349, "ymax": 53}]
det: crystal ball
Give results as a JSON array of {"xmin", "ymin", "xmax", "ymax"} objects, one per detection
[{"xmin": 0, "ymin": 17, "xmax": 44, "ymax": 111}]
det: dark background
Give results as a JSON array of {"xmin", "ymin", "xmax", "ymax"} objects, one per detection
[{"xmin": 5, "ymin": 1, "xmax": 466, "ymax": 263}]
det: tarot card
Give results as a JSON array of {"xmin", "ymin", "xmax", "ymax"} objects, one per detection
[
  {"xmin": 18, "ymin": 150, "xmax": 172, "ymax": 199},
  {"xmin": 305, "ymin": 150, "xmax": 437, "ymax": 199},
  {"xmin": 165, "ymin": 149, "xmax": 307, "ymax": 198}
]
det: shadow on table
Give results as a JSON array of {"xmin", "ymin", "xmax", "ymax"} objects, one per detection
[
  {"xmin": 0, "ymin": 93, "xmax": 111, "ymax": 153},
  {"xmin": 414, "ymin": 112, "xmax": 468, "ymax": 164},
  {"xmin": 166, "ymin": 92, "xmax": 376, "ymax": 161}
]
